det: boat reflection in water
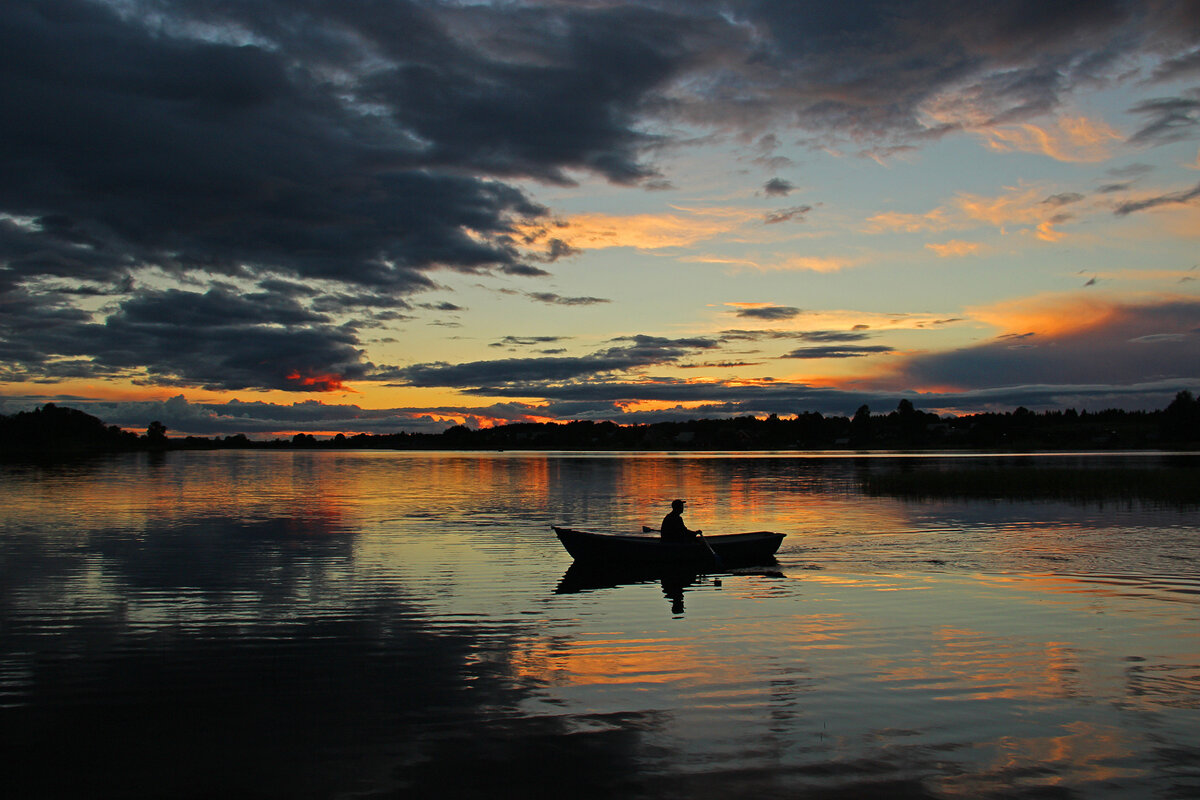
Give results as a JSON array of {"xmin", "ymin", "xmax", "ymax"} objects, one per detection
[
  {"xmin": 553, "ymin": 524, "xmax": 786, "ymax": 614},
  {"xmin": 555, "ymin": 562, "xmax": 787, "ymax": 614},
  {"xmin": 555, "ymin": 561, "xmax": 711, "ymax": 614}
]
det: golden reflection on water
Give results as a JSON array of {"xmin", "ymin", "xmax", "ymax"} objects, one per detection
[
  {"xmin": 514, "ymin": 559, "xmax": 1196, "ymax": 795},
  {"xmin": 3, "ymin": 451, "xmax": 1198, "ymax": 798},
  {"xmin": 3, "ymin": 453, "xmax": 359, "ymax": 533},
  {"xmin": 869, "ymin": 625, "xmax": 1083, "ymax": 701},
  {"xmin": 513, "ymin": 609, "xmax": 858, "ymax": 691},
  {"xmin": 4, "ymin": 451, "xmax": 920, "ymax": 545},
  {"xmin": 935, "ymin": 719, "xmax": 1141, "ymax": 796},
  {"xmin": 515, "ymin": 634, "xmax": 715, "ymax": 686},
  {"xmin": 980, "ymin": 571, "xmax": 1200, "ymax": 605}
]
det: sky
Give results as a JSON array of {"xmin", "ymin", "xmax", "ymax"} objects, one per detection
[{"xmin": 2, "ymin": 0, "xmax": 1199, "ymax": 438}]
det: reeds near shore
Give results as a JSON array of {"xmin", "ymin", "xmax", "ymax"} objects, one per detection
[{"xmin": 862, "ymin": 465, "xmax": 1200, "ymax": 506}]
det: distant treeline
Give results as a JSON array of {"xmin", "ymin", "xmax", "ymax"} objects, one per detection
[
  {"xmin": 3, "ymin": 393, "xmax": 1199, "ymax": 456},
  {"xmin": 0, "ymin": 404, "xmax": 148, "ymax": 455}
]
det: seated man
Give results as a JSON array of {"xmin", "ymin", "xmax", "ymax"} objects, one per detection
[{"xmin": 660, "ymin": 499, "xmax": 699, "ymax": 542}]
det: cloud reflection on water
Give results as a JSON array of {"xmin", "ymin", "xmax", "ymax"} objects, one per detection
[{"xmin": 1, "ymin": 451, "xmax": 1198, "ymax": 798}]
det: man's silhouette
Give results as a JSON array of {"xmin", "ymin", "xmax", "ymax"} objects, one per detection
[{"xmin": 660, "ymin": 499, "xmax": 699, "ymax": 542}]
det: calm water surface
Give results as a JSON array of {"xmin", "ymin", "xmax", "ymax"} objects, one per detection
[{"xmin": 2, "ymin": 451, "xmax": 1197, "ymax": 798}]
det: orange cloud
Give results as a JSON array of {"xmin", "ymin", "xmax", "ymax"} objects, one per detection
[
  {"xmin": 808, "ymin": 291, "xmax": 1183, "ymax": 395},
  {"xmin": 773, "ymin": 255, "xmax": 856, "ymax": 272},
  {"xmin": 688, "ymin": 254, "xmax": 855, "ymax": 272},
  {"xmin": 864, "ymin": 207, "xmax": 956, "ymax": 233},
  {"xmin": 859, "ymin": 291, "xmax": 1200, "ymax": 395},
  {"xmin": 926, "ymin": 239, "xmax": 983, "ymax": 257},
  {"xmin": 955, "ymin": 185, "xmax": 1052, "ymax": 229},
  {"xmin": 966, "ymin": 292, "xmax": 1125, "ymax": 337},
  {"xmin": 923, "ymin": 96, "xmax": 1122, "ymax": 162},
  {"xmin": 980, "ymin": 115, "xmax": 1123, "ymax": 162},
  {"xmin": 528, "ymin": 206, "xmax": 758, "ymax": 251},
  {"xmin": 0, "ymin": 379, "xmax": 245, "ymax": 407},
  {"xmin": 725, "ymin": 301, "xmax": 781, "ymax": 311},
  {"xmin": 618, "ymin": 398, "xmax": 716, "ymax": 414},
  {"xmin": 286, "ymin": 371, "xmax": 354, "ymax": 393},
  {"xmin": 871, "ymin": 184, "xmax": 1081, "ymax": 242},
  {"xmin": 1034, "ymin": 220, "xmax": 1066, "ymax": 242}
]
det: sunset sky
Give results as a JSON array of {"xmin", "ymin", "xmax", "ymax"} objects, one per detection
[{"xmin": 2, "ymin": 0, "xmax": 1199, "ymax": 437}]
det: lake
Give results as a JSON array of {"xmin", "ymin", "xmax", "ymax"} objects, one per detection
[{"xmin": 2, "ymin": 450, "xmax": 1197, "ymax": 798}]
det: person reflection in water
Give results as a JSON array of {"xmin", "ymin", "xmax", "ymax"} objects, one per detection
[
  {"xmin": 661, "ymin": 573, "xmax": 688, "ymax": 615},
  {"xmin": 660, "ymin": 499, "xmax": 700, "ymax": 542}
]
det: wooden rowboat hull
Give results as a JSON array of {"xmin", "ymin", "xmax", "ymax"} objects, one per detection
[{"xmin": 553, "ymin": 526, "xmax": 785, "ymax": 565}]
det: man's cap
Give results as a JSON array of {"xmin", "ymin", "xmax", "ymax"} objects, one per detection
[{"xmin": 671, "ymin": 498, "xmax": 686, "ymax": 508}]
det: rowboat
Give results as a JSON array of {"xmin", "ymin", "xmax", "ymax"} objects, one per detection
[{"xmin": 552, "ymin": 526, "xmax": 785, "ymax": 566}]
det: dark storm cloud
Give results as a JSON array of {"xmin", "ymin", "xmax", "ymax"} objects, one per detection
[
  {"xmin": 498, "ymin": 262, "xmax": 553, "ymax": 278},
  {"xmin": 387, "ymin": 357, "xmax": 599, "ymax": 388},
  {"xmin": 608, "ymin": 334, "xmax": 719, "ymax": 352},
  {"xmin": 348, "ymin": 1, "xmax": 707, "ymax": 185},
  {"xmin": 718, "ymin": 328, "xmax": 820, "ymax": 342},
  {"xmin": 735, "ymin": 306, "xmax": 803, "ymax": 320},
  {"xmin": 7, "ymin": 0, "xmax": 1184, "ymax": 286},
  {"xmin": 449, "ymin": 375, "xmax": 1200, "ymax": 420},
  {"xmin": 781, "ymin": 345, "xmax": 897, "ymax": 359},
  {"xmin": 52, "ymin": 394, "xmax": 554, "ymax": 436},
  {"xmin": 1127, "ymin": 93, "xmax": 1200, "ymax": 145},
  {"xmin": 109, "ymin": 289, "xmax": 371, "ymax": 391},
  {"xmin": 526, "ymin": 292, "xmax": 611, "ymax": 306},
  {"xmin": 0, "ymin": 286, "xmax": 94, "ymax": 371},
  {"xmin": 3, "ymin": 287, "xmax": 371, "ymax": 391},
  {"xmin": 0, "ymin": 2, "xmax": 550, "ymax": 288},
  {"xmin": 768, "ymin": 4, "xmax": 1197, "ymax": 161},
  {"xmin": 120, "ymin": 287, "xmax": 328, "ymax": 328},
  {"xmin": 491, "ymin": 336, "xmax": 572, "ymax": 349},
  {"xmin": 1150, "ymin": 47, "xmax": 1200, "ymax": 82},
  {"xmin": 4, "ymin": 0, "xmax": 1199, "ymax": 394},
  {"xmin": 385, "ymin": 335, "xmax": 717, "ymax": 388},
  {"xmin": 678, "ymin": 360, "xmax": 763, "ymax": 369},
  {"xmin": 534, "ymin": 238, "xmax": 583, "ymax": 263},
  {"xmin": 10, "ymin": 373, "xmax": 1199, "ymax": 435},
  {"xmin": 684, "ymin": 0, "xmax": 1167, "ymax": 152},
  {"xmin": 764, "ymin": 178, "xmax": 794, "ymax": 196},
  {"xmin": 309, "ymin": 291, "xmax": 414, "ymax": 315},
  {"xmin": 322, "ymin": 300, "xmax": 1200, "ymax": 421},
  {"xmin": 2, "ymin": 0, "xmax": 709, "ymax": 388},
  {"xmin": 894, "ymin": 299, "xmax": 1200, "ymax": 390},
  {"xmin": 999, "ymin": 331, "xmax": 1037, "ymax": 342},
  {"xmin": 0, "ymin": 216, "xmax": 139, "ymax": 287},
  {"xmin": 796, "ymin": 331, "xmax": 876, "ymax": 343},
  {"xmin": 1042, "ymin": 192, "xmax": 1086, "ymax": 206}
]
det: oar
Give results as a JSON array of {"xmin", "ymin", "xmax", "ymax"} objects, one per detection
[{"xmin": 696, "ymin": 530, "xmax": 724, "ymax": 571}]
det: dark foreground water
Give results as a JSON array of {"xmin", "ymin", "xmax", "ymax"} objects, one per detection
[{"xmin": 1, "ymin": 451, "xmax": 1197, "ymax": 798}]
